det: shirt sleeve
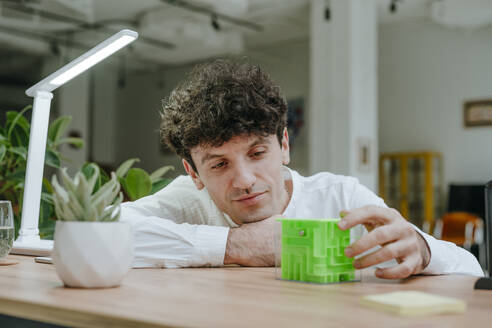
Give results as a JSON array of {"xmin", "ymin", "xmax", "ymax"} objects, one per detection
[
  {"xmin": 413, "ymin": 225, "xmax": 484, "ymax": 276},
  {"xmin": 120, "ymin": 202, "xmax": 229, "ymax": 268},
  {"xmin": 349, "ymin": 179, "xmax": 484, "ymax": 277}
]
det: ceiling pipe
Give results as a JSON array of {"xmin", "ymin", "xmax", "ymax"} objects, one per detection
[
  {"xmin": 0, "ymin": 25, "xmax": 163, "ymax": 70},
  {"xmin": 159, "ymin": 0, "xmax": 263, "ymax": 32},
  {"xmin": 0, "ymin": 1, "xmax": 175, "ymax": 49}
]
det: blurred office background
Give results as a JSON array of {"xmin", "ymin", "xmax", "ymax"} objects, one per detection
[{"xmin": 1, "ymin": 0, "xmax": 491, "ymax": 265}]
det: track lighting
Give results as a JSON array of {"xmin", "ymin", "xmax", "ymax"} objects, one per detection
[
  {"xmin": 211, "ymin": 13, "xmax": 220, "ymax": 31},
  {"xmin": 389, "ymin": 0, "xmax": 398, "ymax": 14}
]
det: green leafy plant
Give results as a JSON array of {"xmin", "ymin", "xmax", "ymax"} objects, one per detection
[
  {"xmin": 51, "ymin": 164, "xmax": 122, "ymax": 222},
  {"xmin": 115, "ymin": 158, "xmax": 173, "ymax": 201},
  {"xmin": 76, "ymin": 159, "xmax": 173, "ymax": 203},
  {"xmin": 0, "ymin": 105, "xmax": 83, "ymax": 237}
]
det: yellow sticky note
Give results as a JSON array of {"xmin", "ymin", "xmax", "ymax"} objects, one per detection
[{"xmin": 360, "ymin": 291, "xmax": 466, "ymax": 316}]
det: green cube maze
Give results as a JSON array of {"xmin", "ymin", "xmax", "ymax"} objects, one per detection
[{"xmin": 277, "ymin": 218, "xmax": 355, "ymax": 283}]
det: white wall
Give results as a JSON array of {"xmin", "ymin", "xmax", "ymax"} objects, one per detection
[
  {"xmin": 115, "ymin": 39, "xmax": 310, "ymax": 177},
  {"xmin": 51, "ymin": 59, "xmax": 119, "ymax": 173},
  {"xmin": 246, "ymin": 39, "xmax": 310, "ymax": 175},
  {"xmin": 92, "ymin": 63, "xmax": 118, "ymax": 165},
  {"xmin": 309, "ymin": 0, "xmax": 378, "ymax": 191},
  {"xmin": 115, "ymin": 65, "xmax": 189, "ymax": 177},
  {"xmin": 57, "ymin": 67, "xmax": 90, "ymax": 175},
  {"xmin": 379, "ymin": 21, "xmax": 492, "ymax": 187}
]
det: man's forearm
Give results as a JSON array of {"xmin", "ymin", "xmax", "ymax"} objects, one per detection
[
  {"xmin": 223, "ymin": 216, "xmax": 278, "ymax": 266},
  {"xmin": 224, "ymin": 227, "xmax": 244, "ymax": 265}
]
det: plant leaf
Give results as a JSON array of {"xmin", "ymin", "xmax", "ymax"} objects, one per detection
[
  {"xmin": 42, "ymin": 177, "xmax": 53, "ymax": 194},
  {"xmin": 8, "ymin": 146, "xmax": 27, "ymax": 161},
  {"xmin": 41, "ymin": 191, "xmax": 54, "ymax": 205},
  {"xmin": 89, "ymin": 172, "xmax": 120, "ymax": 220},
  {"xmin": 11, "ymin": 127, "xmax": 29, "ymax": 148},
  {"xmin": 5, "ymin": 168, "xmax": 26, "ymax": 181},
  {"xmin": 149, "ymin": 165, "xmax": 174, "ymax": 183},
  {"xmin": 51, "ymin": 179, "xmax": 72, "ymax": 221},
  {"xmin": 6, "ymin": 112, "xmax": 29, "ymax": 148},
  {"xmin": 99, "ymin": 167, "xmax": 110, "ymax": 185},
  {"xmin": 45, "ymin": 149, "xmax": 61, "ymax": 168},
  {"xmin": 81, "ymin": 163, "xmax": 101, "ymax": 192},
  {"xmin": 115, "ymin": 158, "xmax": 140, "ymax": 178},
  {"xmin": 100, "ymin": 192, "xmax": 123, "ymax": 222},
  {"xmin": 55, "ymin": 137, "xmax": 84, "ymax": 149},
  {"xmin": 0, "ymin": 144, "xmax": 6, "ymax": 164},
  {"xmin": 0, "ymin": 180, "xmax": 16, "ymax": 194},
  {"xmin": 151, "ymin": 178, "xmax": 172, "ymax": 194},
  {"xmin": 51, "ymin": 175, "xmax": 69, "ymax": 217},
  {"xmin": 48, "ymin": 116, "xmax": 72, "ymax": 143},
  {"xmin": 123, "ymin": 168, "xmax": 152, "ymax": 201},
  {"xmin": 91, "ymin": 172, "xmax": 120, "ymax": 208},
  {"xmin": 59, "ymin": 168, "xmax": 77, "ymax": 199},
  {"xmin": 6, "ymin": 105, "xmax": 31, "ymax": 141},
  {"xmin": 73, "ymin": 171, "xmax": 91, "ymax": 218},
  {"xmin": 39, "ymin": 198, "xmax": 55, "ymax": 239},
  {"xmin": 85, "ymin": 164, "xmax": 100, "ymax": 196}
]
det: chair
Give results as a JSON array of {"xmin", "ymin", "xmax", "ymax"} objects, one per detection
[{"xmin": 434, "ymin": 211, "xmax": 485, "ymax": 267}]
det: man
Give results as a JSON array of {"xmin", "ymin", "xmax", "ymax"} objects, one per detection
[{"xmin": 121, "ymin": 59, "xmax": 483, "ymax": 279}]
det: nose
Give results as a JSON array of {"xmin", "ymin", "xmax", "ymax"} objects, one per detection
[{"xmin": 231, "ymin": 161, "xmax": 256, "ymax": 190}]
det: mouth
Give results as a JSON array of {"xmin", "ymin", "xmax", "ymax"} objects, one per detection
[{"xmin": 233, "ymin": 191, "xmax": 267, "ymax": 206}]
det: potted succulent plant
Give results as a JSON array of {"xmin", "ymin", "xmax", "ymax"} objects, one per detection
[{"xmin": 50, "ymin": 163, "xmax": 132, "ymax": 288}]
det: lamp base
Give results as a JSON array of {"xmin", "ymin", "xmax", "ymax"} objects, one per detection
[
  {"xmin": 11, "ymin": 239, "xmax": 53, "ymax": 256},
  {"xmin": 474, "ymin": 277, "xmax": 492, "ymax": 290}
]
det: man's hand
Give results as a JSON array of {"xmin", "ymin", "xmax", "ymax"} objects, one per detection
[
  {"xmin": 224, "ymin": 215, "xmax": 281, "ymax": 266},
  {"xmin": 338, "ymin": 205, "xmax": 431, "ymax": 279}
]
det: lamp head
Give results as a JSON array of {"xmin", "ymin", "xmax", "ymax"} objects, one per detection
[{"xmin": 26, "ymin": 29, "xmax": 138, "ymax": 97}]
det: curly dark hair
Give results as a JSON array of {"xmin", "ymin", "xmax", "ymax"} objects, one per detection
[{"xmin": 160, "ymin": 59, "xmax": 288, "ymax": 172}]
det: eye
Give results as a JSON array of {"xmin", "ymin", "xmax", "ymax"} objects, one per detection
[
  {"xmin": 251, "ymin": 150, "xmax": 266, "ymax": 158},
  {"xmin": 211, "ymin": 161, "xmax": 226, "ymax": 169}
]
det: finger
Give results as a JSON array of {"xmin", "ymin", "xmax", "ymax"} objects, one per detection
[
  {"xmin": 363, "ymin": 223, "xmax": 376, "ymax": 233},
  {"xmin": 345, "ymin": 224, "xmax": 401, "ymax": 257},
  {"xmin": 341, "ymin": 210, "xmax": 378, "ymax": 232},
  {"xmin": 338, "ymin": 205, "xmax": 398, "ymax": 230},
  {"xmin": 374, "ymin": 256, "xmax": 420, "ymax": 279},
  {"xmin": 353, "ymin": 241, "xmax": 405, "ymax": 269}
]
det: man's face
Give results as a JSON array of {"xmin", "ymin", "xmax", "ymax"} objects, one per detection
[{"xmin": 183, "ymin": 129, "xmax": 290, "ymax": 224}]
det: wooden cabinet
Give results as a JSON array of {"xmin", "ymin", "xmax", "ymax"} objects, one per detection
[{"xmin": 379, "ymin": 152, "xmax": 444, "ymax": 231}]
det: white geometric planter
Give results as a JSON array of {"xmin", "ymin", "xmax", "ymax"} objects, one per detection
[{"xmin": 52, "ymin": 221, "xmax": 133, "ymax": 288}]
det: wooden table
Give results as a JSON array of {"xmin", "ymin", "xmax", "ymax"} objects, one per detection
[{"xmin": 0, "ymin": 255, "xmax": 490, "ymax": 328}]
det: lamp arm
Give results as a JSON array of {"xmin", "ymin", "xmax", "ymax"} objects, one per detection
[{"xmin": 16, "ymin": 90, "xmax": 53, "ymax": 243}]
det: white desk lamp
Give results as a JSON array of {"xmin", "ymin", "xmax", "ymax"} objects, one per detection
[{"xmin": 12, "ymin": 29, "xmax": 138, "ymax": 256}]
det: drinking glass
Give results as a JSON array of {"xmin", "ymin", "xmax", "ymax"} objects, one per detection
[{"xmin": 0, "ymin": 201, "xmax": 14, "ymax": 260}]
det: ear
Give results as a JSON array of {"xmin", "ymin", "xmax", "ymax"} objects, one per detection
[
  {"xmin": 281, "ymin": 127, "xmax": 290, "ymax": 165},
  {"xmin": 182, "ymin": 159, "xmax": 205, "ymax": 190}
]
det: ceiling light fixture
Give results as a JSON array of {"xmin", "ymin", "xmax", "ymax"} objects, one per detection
[
  {"xmin": 389, "ymin": 0, "xmax": 399, "ymax": 14},
  {"xmin": 325, "ymin": 7, "xmax": 331, "ymax": 21},
  {"xmin": 211, "ymin": 13, "xmax": 221, "ymax": 31}
]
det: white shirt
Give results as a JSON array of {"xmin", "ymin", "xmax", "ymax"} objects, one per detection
[{"xmin": 120, "ymin": 168, "xmax": 484, "ymax": 276}]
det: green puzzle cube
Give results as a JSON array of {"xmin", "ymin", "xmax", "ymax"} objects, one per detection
[{"xmin": 277, "ymin": 218, "xmax": 355, "ymax": 283}]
